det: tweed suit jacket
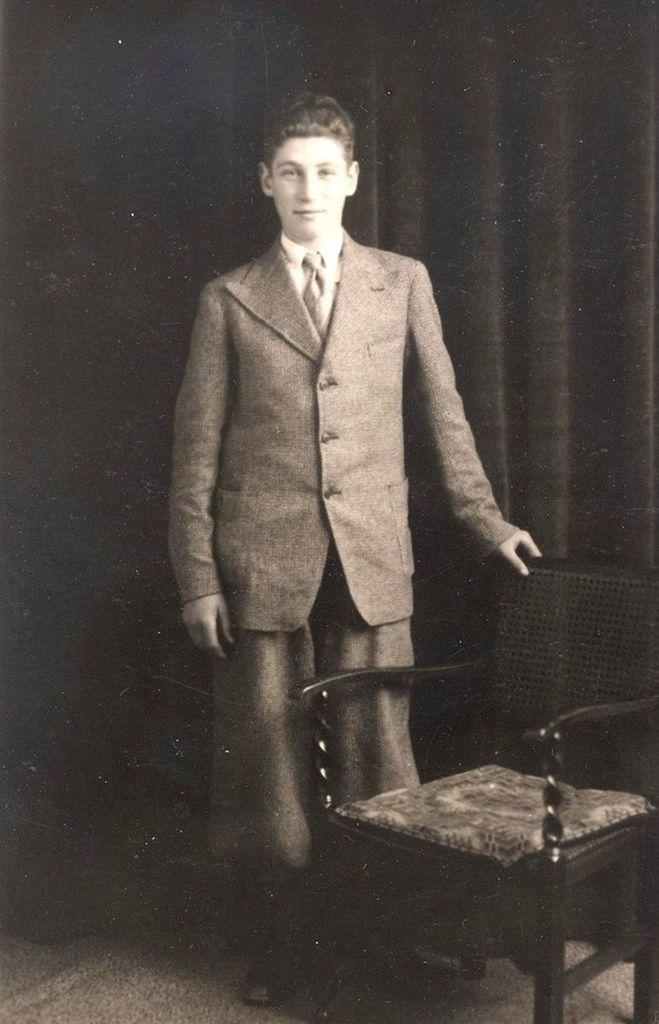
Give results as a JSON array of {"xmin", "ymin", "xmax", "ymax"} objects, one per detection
[{"xmin": 169, "ymin": 231, "xmax": 516, "ymax": 631}]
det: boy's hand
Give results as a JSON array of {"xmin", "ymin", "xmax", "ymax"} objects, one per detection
[
  {"xmin": 494, "ymin": 530, "xmax": 542, "ymax": 576},
  {"xmin": 181, "ymin": 591, "xmax": 235, "ymax": 656}
]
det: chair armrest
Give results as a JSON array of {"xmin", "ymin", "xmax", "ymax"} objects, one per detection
[
  {"xmin": 524, "ymin": 692, "xmax": 659, "ymax": 863},
  {"xmin": 290, "ymin": 657, "xmax": 488, "ymax": 814},
  {"xmin": 289, "ymin": 658, "xmax": 488, "ymax": 704},
  {"xmin": 524, "ymin": 692, "xmax": 659, "ymax": 744}
]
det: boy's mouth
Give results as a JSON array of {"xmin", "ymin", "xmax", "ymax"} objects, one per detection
[{"xmin": 295, "ymin": 210, "xmax": 324, "ymax": 217}]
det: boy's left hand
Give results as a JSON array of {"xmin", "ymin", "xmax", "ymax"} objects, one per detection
[{"xmin": 495, "ymin": 530, "xmax": 542, "ymax": 576}]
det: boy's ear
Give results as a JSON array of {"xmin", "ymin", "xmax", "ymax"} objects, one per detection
[
  {"xmin": 345, "ymin": 160, "xmax": 360, "ymax": 197},
  {"xmin": 259, "ymin": 161, "xmax": 274, "ymax": 197}
]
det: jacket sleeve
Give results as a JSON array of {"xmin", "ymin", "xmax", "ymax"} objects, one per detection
[
  {"xmin": 168, "ymin": 282, "xmax": 230, "ymax": 603},
  {"xmin": 408, "ymin": 259, "xmax": 516, "ymax": 556}
]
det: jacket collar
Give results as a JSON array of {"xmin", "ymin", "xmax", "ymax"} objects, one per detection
[
  {"xmin": 280, "ymin": 228, "xmax": 344, "ymax": 279},
  {"xmin": 223, "ymin": 232, "xmax": 394, "ymax": 363}
]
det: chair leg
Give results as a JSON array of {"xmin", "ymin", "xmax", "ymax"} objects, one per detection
[
  {"xmin": 633, "ymin": 820, "xmax": 659, "ymax": 1024},
  {"xmin": 533, "ymin": 866, "xmax": 566, "ymax": 1024},
  {"xmin": 533, "ymin": 940, "xmax": 565, "ymax": 1024},
  {"xmin": 634, "ymin": 935, "xmax": 659, "ymax": 1024}
]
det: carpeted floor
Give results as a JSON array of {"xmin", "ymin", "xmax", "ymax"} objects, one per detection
[
  {"xmin": 0, "ymin": 929, "xmax": 633, "ymax": 1024},
  {"xmin": 0, "ymin": 794, "xmax": 641, "ymax": 1024}
]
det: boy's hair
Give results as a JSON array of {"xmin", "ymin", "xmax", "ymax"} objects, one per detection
[{"xmin": 263, "ymin": 92, "xmax": 355, "ymax": 166}]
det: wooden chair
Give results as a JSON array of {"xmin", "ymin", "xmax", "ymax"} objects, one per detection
[{"xmin": 291, "ymin": 559, "xmax": 659, "ymax": 1023}]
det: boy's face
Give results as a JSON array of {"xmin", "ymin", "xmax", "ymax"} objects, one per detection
[{"xmin": 259, "ymin": 135, "xmax": 359, "ymax": 248}]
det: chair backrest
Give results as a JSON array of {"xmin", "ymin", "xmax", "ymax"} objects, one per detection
[{"xmin": 489, "ymin": 560, "xmax": 658, "ymax": 726}]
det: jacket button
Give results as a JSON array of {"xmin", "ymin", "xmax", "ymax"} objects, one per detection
[
  {"xmin": 319, "ymin": 377, "xmax": 338, "ymax": 390},
  {"xmin": 321, "ymin": 431, "xmax": 338, "ymax": 444},
  {"xmin": 323, "ymin": 487, "xmax": 341, "ymax": 499}
]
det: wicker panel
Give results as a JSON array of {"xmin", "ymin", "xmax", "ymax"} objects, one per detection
[{"xmin": 489, "ymin": 564, "xmax": 658, "ymax": 724}]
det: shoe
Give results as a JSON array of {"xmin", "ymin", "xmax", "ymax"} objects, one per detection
[{"xmin": 240, "ymin": 953, "xmax": 293, "ymax": 1007}]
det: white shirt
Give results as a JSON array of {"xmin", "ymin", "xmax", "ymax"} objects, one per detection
[{"xmin": 280, "ymin": 229, "xmax": 343, "ymax": 311}]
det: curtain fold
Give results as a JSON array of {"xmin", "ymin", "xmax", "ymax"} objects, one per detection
[
  {"xmin": 3, "ymin": 0, "xmax": 655, "ymax": 822},
  {"xmin": 367, "ymin": 0, "xmax": 656, "ymax": 575},
  {"xmin": 504, "ymin": 4, "xmax": 574, "ymax": 556}
]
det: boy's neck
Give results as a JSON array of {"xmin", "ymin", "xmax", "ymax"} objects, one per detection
[{"xmin": 281, "ymin": 225, "xmax": 344, "ymax": 255}]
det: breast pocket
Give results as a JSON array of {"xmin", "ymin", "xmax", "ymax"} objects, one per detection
[{"xmin": 367, "ymin": 336, "xmax": 403, "ymax": 360}]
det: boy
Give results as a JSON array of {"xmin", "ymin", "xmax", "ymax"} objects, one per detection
[{"xmin": 169, "ymin": 92, "xmax": 540, "ymax": 1003}]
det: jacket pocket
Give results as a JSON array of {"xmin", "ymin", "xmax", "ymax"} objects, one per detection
[
  {"xmin": 388, "ymin": 478, "xmax": 414, "ymax": 574},
  {"xmin": 367, "ymin": 336, "xmax": 402, "ymax": 359}
]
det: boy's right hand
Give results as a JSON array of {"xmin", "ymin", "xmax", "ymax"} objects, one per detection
[{"xmin": 181, "ymin": 591, "xmax": 235, "ymax": 656}]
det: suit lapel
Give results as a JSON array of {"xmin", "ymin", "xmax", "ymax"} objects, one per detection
[
  {"xmin": 223, "ymin": 233, "xmax": 397, "ymax": 365},
  {"xmin": 223, "ymin": 241, "xmax": 324, "ymax": 362},
  {"xmin": 322, "ymin": 233, "xmax": 393, "ymax": 364}
]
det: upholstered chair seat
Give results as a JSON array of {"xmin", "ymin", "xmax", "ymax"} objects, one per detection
[{"xmin": 336, "ymin": 764, "xmax": 651, "ymax": 868}]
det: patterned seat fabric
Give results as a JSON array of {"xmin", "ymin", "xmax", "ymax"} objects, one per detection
[{"xmin": 335, "ymin": 765, "xmax": 650, "ymax": 867}]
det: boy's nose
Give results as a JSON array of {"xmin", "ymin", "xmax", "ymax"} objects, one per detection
[{"xmin": 298, "ymin": 175, "xmax": 320, "ymax": 202}]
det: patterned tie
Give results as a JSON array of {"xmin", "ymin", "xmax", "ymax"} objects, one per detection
[{"xmin": 302, "ymin": 251, "xmax": 329, "ymax": 337}]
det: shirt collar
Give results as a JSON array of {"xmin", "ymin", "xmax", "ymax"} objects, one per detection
[{"xmin": 280, "ymin": 228, "xmax": 344, "ymax": 274}]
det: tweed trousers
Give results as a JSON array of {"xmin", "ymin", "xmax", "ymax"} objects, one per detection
[{"xmin": 208, "ymin": 540, "xmax": 419, "ymax": 878}]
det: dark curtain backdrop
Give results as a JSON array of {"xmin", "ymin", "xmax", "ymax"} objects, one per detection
[{"xmin": 1, "ymin": 0, "xmax": 656, "ymax": 924}]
